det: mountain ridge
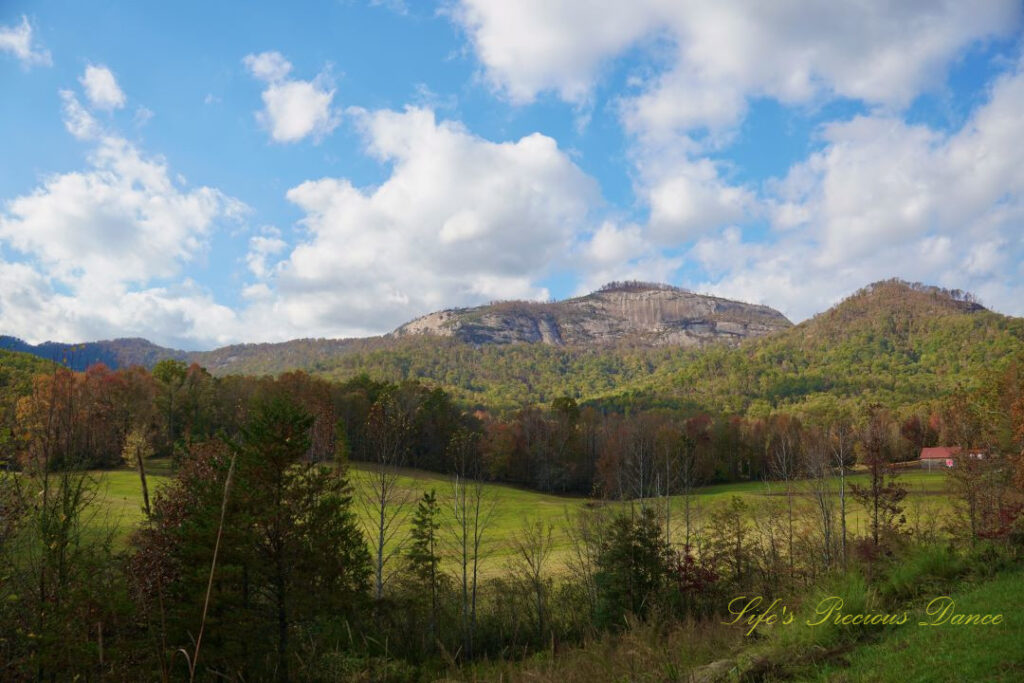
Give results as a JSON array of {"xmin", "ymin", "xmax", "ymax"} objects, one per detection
[
  {"xmin": 390, "ymin": 281, "xmax": 792, "ymax": 347},
  {"xmin": 2, "ymin": 279, "xmax": 1017, "ymax": 413},
  {"xmin": 0, "ymin": 282, "xmax": 792, "ymax": 372}
]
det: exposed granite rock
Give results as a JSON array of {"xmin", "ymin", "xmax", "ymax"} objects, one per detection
[{"xmin": 390, "ymin": 283, "xmax": 792, "ymax": 348}]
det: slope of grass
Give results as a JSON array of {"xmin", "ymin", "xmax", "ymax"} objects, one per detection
[
  {"xmin": 804, "ymin": 568, "xmax": 1024, "ymax": 682},
  {"xmin": 93, "ymin": 462, "xmax": 952, "ymax": 576}
]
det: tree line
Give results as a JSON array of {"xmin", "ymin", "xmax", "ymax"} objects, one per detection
[{"xmin": 0, "ymin": 355, "xmax": 1022, "ymax": 679}]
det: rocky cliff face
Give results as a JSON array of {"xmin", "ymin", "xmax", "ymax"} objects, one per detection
[{"xmin": 390, "ymin": 283, "xmax": 792, "ymax": 347}]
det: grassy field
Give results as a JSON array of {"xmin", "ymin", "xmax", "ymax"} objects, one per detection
[
  {"xmin": 803, "ymin": 569, "xmax": 1024, "ymax": 681},
  {"xmin": 92, "ymin": 460, "xmax": 954, "ymax": 572}
]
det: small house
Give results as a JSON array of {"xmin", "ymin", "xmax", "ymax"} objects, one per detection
[{"xmin": 919, "ymin": 446, "xmax": 985, "ymax": 469}]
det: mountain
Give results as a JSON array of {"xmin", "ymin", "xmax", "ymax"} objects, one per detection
[
  {"xmin": 391, "ymin": 281, "xmax": 791, "ymax": 346},
  {"xmin": 184, "ymin": 279, "xmax": 1024, "ymax": 411},
  {"xmin": 2, "ymin": 279, "xmax": 1020, "ymax": 413},
  {"xmin": 0, "ymin": 283, "xmax": 790, "ymax": 375},
  {"xmin": 600, "ymin": 278, "xmax": 1024, "ymax": 413},
  {"xmin": 0, "ymin": 336, "xmax": 186, "ymax": 372},
  {"xmin": 191, "ymin": 338, "xmax": 375, "ymax": 375}
]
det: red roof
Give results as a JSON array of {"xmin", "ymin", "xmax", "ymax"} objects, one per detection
[{"xmin": 920, "ymin": 446, "xmax": 961, "ymax": 460}]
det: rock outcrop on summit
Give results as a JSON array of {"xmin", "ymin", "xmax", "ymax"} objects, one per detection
[{"xmin": 390, "ymin": 282, "xmax": 792, "ymax": 347}]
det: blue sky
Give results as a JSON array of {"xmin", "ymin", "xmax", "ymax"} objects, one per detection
[{"xmin": 1, "ymin": 1, "xmax": 1022, "ymax": 349}]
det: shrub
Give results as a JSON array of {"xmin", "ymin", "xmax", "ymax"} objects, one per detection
[
  {"xmin": 880, "ymin": 543, "xmax": 966, "ymax": 601},
  {"xmin": 594, "ymin": 508, "xmax": 672, "ymax": 628}
]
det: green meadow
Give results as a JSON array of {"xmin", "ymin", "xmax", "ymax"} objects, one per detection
[
  {"xmin": 802, "ymin": 569, "xmax": 1024, "ymax": 682},
  {"xmin": 92, "ymin": 460, "xmax": 954, "ymax": 572}
]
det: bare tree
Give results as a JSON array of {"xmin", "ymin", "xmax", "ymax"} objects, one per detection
[
  {"xmin": 942, "ymin": 388, "xmax": 1002, "ymax": 543},
  {"xmin": 120, "ymin": 423, "xmax": 170, "ymax": 678},
  {"xmin": 562, "ymin": 505, "xmax": 608, "ymax": 620},
  {"xmin": 827, "ymin": 416, "xmax": 856, "ymax": 568},
  {"xmin": 803, "ymin": 426, "xmax": 836, "ymax": 572},
  {"xmin": 358, "ymin": 394, "xmax": 412, "ymax": 603},
  {"xmin": 621, "ymin": 414, "xmax": 659, "ymax": 508},
  {"xmin": 508, "ymin": 520, "xmax": 555, "ymax": 643},
  {"xmin": 676, "ymin": 433, "xmax": 702, "ymax": 547},
  {"xmin": 122, "ymin": 426, "xmax": 155, "ymax": 516},
  {"xmin": 851, "ymin": 407, "xmax": 906, "ymax": 548},
  {"xmin": 447, "ymin": 429, "xmax": 496, "ymax": 659},
  {"xmin": 768, "ymin": 415, "xmax": 801, "ymax": 572},
  {"xmin": 654, "ymin": 422, "xmax": 683, "ymax": 547}
]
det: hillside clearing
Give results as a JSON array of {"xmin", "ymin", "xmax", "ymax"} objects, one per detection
[{"xmin": 93, "ymin": 462, "xmax": 953, "ymax": 571}]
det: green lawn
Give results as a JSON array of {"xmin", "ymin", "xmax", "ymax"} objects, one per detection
[
  {"xmin": 91, "ymin": 461, "xmax": 953, "ymax": 572},
  {"xmin": 91, "ymin": 459, "xmax": 173, "ymax": 537},
  {"xmin": 804, "ymin": 569, "xmax": 1024, "ymax": 681}
]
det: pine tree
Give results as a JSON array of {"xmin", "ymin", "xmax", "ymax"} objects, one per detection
[
  {"xmin": 594, "ymin": 507, "xmax": 671, "ymax": 627},
  {"xmin": 407, "ymin": 489, "xmax": 442, "ymax": 646},
  {"xmin": 131, "ymin": 392, "xmax": 371, "ymax": 681}
]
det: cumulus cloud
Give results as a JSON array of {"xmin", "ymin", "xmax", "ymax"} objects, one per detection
[
  {"xmin": 246, "ymin": 228, "xmax": 287, "ymax": 278},
  {"xmin": 452, "ymin": 0, "xmax": 1024, "ymax": 318},
  {"xmin": 242, "ymin": 51, "xmax": 293, "ymax": 82},
  {"xmin": 692, "ymin": 59, "xmax": 1024, "ymax": 320},
  {"xmin": 453, "ymin": 0, "xmax": 1019, "ymax": 136},
  {"xmin": 573, "ymin": 221, "xmax": 683, "ymax": 295},
  {"xmin": 79, "ymin": 64, "xmax": 125, "ymax": 110},
  {"xmin": 641, "ymin": 156, "xmax": 754, "ymax": 242},
  {"xmin": 59, "ymin": 90, "xmax": 101, "ymax": 140},
  {"xmin": 0, "ymin": 15, "xmax": 52, "ymax": 67},
  {"xmin": 453, "ymin": 0, "xmax": 1022, "ymax": 247},
  {"xmin": 1, "ymin": 135, "xmax": 244, "ymax": 289},
  {"xmin": 0, "ymin": 85, "xmax": 248, "ymax": 347},
  {"xmin": 451, "ymin": 0, "xmax": 1023, "ymax": 265},
  {"xmin": 243, "ymin": 51, "xmax": 339, "ymax": 143},
  {"xmin": 0, "ymin": 263, "xmax": 243, "ymax": 349},
  {"xmin": 244, "ymin": 106, "xmax": 598, "ymax": 337},
  {"xmin": 450, "ymin": 0, "xmax": 653, "ymax": 104}
]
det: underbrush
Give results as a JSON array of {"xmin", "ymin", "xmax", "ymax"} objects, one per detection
[
  {"xmin": 462, "ymin": 615, "xmax": 745, "ymax": 682},
  {"xmin": 734, "ymin": 540, "xmax": 1021, "ymax": 680},
  {"xmin": 461, "ymin": 540, "xmax": 1022, "ymax": 682},
  {"xmin": 804, "ymin": 568, "xmax": 1024, "ymax": 682}
]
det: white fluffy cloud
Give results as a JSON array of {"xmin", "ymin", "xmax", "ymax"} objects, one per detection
[
  {"xmin": 454, "ymin": 0, "xmax": 1019, "ymax": 135},
  {"xmin": 641, "ymin": 155, "xmax": 754, "ymax": 242},
  {"xmin": 0, "ymin": 15, "xmax": 51, "ymax": 67},
  {"xmin": 693, "ymin": 59, "xmax": 1024, "ymax": 320},
  {"xmin": 0, "ymin": 260, "xmax": 243, "ymax": 349},
  {"xmin": 451, "ymin": 0, "xmax": 652, "ymax": 104},
  {"xmin": 454, "ymin": 0, "xmax": 1024, "ymax": 318},
  {"xmin": 454, "ymin": 0, "xmax": 1022, "ymax": 246},
  {"xmin": 242, "ymin": 51, "xmax": 292, "ymax": 82},
  {"xmin": 1, "ymin": 133, "xmax": 242, "ymax": 289},
  {"xmin": 246, "ymin": 229, "xmax": 287, "ymax": 279},
  {"xmin": 573, "ymin": 221, "xmax": 683, "ymax": 295},
  {"xmin": 244, "ymin": 106, "xmax": 598, "ymax": 337},
  {"xmin": 79, "ymin": 65, "xmax": 125, "ymax": 110},
  {"xmin": 243, "ymin": 51, "xmax": 339, "ymax": 143},
  {"xmin": 59, "ymin": 89, "xmax": 100, "ymax": 140},
  {"xmin": 0, "ymin": 86, "xmax": 248, "ymax": 347}
]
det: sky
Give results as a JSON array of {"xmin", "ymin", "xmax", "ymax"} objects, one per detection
[{"xmin": 1, "ymin": 1, "xmax": 1023, "ymax": 350}]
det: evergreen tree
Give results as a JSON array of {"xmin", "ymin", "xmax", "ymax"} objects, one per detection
[
  {"xmin": 406, "ymin": 489, "xmax": 442, "ymax": 646},
  {"xmin": 131, "ymin": 392, "xmax": 371, "ymax": 681},
  {"xmin": 594, "ymin": 507, "xmax": 671, "ymax": 627}
]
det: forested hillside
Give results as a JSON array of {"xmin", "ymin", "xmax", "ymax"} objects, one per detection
[
  {"xmin": 3, "ymin": 280, "xmax": 1021, "ymax": 415},
  {"xmin": 0, "ymin": 336, "xmax": 187, "ymax": 372},
  {"xmin": 2, "ymin": 281, "xmax": 1024, "ymax": 679},
  {"xmin": 0, "ymin": 349, "xmax": 56, "ymax": 454},
  {"xmin": 608, "ymin": 279, "xmax": 1024, "ymax": 414},
  {"xmin": 246, "ymin": 280, "xmax": 1024, "ymax": 413}
]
